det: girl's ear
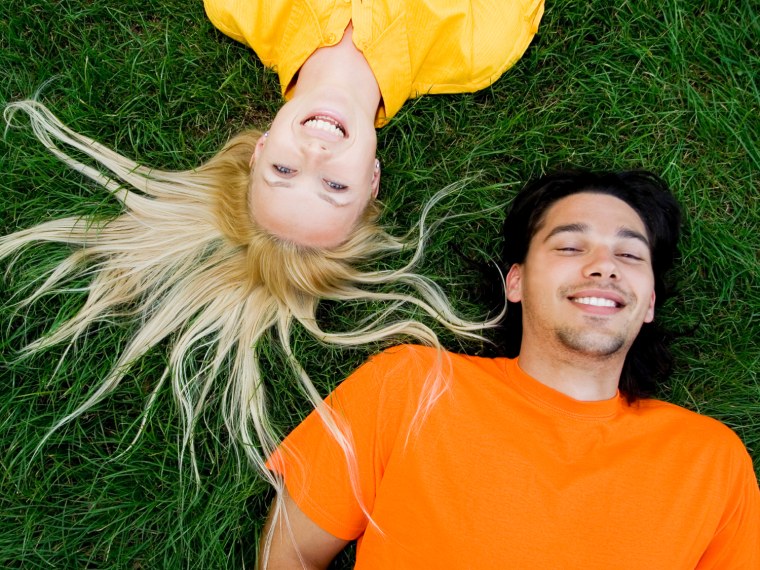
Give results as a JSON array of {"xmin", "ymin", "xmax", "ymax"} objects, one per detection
[
  {"xmin": 370, "ymin": 158, "xmax": 381, "ymax": 198},
  {"xmin": 251, "ymin": 132, "xmax": 268, "ymax": 167}
]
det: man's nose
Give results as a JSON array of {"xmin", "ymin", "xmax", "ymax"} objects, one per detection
[{"xmin": 583, "ymin": 248, "xmax": 618, "ymax": 279}]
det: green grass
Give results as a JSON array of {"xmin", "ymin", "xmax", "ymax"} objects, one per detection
[{"xmin": 1, "ymin": 0, "xmax": 758, "ymax": 567}]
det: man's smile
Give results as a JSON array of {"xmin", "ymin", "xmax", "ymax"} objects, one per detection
[
  {"xmin": 571, "ymin": 296, "xmax": 619, "ymax": 308},
  {"xmin": 564, "ymin": 286, "xmax": 629, "ymax": 316}
]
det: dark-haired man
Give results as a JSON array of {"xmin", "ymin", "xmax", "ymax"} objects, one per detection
[{"xmin": 260, "ymin": 171, "xmax": 760, "ymax": 569}]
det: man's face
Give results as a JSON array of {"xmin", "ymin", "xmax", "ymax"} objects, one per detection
[
  {"xmin": 506, "ymin": 192, "xmax": 656, "ymax": 359},
  {"xmin": 248, "ymin": 94, "xmax": 380, "ymax": 248}
]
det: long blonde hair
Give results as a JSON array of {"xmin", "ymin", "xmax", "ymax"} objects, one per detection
[{"xmin": 1, "ymin": 100, "xmax": 497, "ymax": 488}]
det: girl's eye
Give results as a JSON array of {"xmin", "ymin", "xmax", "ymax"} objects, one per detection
[
  {"xmin": 618, "ymin": 253, "xmax": 643, "ymax": 261},
  {"xmin": 273, "ymin": 164, "xmax": 294, "ymax": 175},
  {"xmin": 325, "ymin": 180, "xmax": 347, "ymax": 191}
]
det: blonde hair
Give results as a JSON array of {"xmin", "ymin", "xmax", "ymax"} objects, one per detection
[{"xmin": 2, "ymin": 100, "xmax": 497, "ymax": 490}]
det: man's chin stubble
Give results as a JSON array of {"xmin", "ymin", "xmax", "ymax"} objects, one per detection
[{"xmin": 556, "ymin": 328, "xmax": 626, "ymax": 358}]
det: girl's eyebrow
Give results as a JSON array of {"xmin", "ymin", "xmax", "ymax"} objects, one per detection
[{"xmin": 262, "ymin": 177, "xmax": 348, "ymax": 207}]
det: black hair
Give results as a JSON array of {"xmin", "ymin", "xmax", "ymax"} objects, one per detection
[{"xmin": 500, "ymin": 170, "xmax": 682, "ymax": 402}]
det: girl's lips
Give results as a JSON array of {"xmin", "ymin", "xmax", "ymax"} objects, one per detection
[{"xmin": 301, "ymin": 113, "xmax": 348, "ymax": 139}]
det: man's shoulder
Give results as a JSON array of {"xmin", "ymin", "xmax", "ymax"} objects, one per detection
[
  {"xmin": 366, "ymin": 344, "xmax": 504, "ymax": 375},
  {"xmin": 330, "ymin": 345, "xmax": 504, "ymax": 438},
  {"xmin": 634, "ymin": 397, "xmax": 748, "ymax": 450},
  {"xmin": 346, "ymin": 345, "xmax": 505, "ymax": 399},
  {"xmin": 371, "ymin": 343, "xmax": 502, "ymax": 363}
]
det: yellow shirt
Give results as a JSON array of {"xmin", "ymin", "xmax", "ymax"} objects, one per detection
[{"xmin": 203, "ymin": 0, "xmax": 544, "ymax": 126}]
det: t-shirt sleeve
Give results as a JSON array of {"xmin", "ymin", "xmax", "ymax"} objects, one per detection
[
  {"xmin": 267, "ymin": 346, "xmax": 422, "ymax": 541},
  {"xmin": 203, "ymin": 0, "xmax": 280, "ymax": 69},
  {"xmin": 696, "ymin": 441, "xmax": 760, "ymax": 568}
]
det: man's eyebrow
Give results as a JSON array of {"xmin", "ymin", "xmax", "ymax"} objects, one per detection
[
  {"xmin": 543, "ymin": 223, "xmax": 587, "ymax": 242},
  {"xmin": 617, "ymin": 227, "xmax": 650, "ymax": 247},
  {"xmin": 543, "ymin": 223, "xmax": 650, "ymax": 247}
]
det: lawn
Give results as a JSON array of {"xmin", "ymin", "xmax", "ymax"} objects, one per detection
[{"xmin": 1, "ymin": 0, "xmax": 757, "ymax": 567}]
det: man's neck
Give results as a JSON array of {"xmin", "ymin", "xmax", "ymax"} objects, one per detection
[
  {"xmin": 517, "ymin": 341, "xmax": 625, "ymax": 401},
  {"xmin": 293, "ymin": 24, "xmax": 381, "ymax": 121}
]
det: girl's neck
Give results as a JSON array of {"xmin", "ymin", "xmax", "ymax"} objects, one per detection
[{"xmin": 293, "ymin": 24, "xmax": 381, "ymax": 121}]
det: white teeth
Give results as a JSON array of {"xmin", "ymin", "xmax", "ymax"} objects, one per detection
[
  {"xmin": 573, "ymin": 297, "xmax": 618, "ymax": 307},
  {"xmin": 304, "ymin": 117, "xmax": 345, "ymax": 137}
]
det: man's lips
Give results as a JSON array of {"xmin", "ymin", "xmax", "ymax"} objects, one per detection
[{"xmin": 567, "ymin": 289, "xmax": 627, "ymax": 309}]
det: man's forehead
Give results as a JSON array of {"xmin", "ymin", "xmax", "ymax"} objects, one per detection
[{"xmin": 536, "ymin": 192, "xmax": 648, "ymax": 238}]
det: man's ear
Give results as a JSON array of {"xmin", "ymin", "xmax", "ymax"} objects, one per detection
[
  {"xmin": 370, "ymin": 158, "xmax": 381, "ymax": 198},
  {"xmin": 506, "ymin": 264, "xmax": 523, "ymax": 303},
  {"xmin": 644, "ymin": 290, "xmax": 656, "ymax": 323}
]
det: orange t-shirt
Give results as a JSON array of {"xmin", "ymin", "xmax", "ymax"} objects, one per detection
[{"xmin": 269, "ymin": 345, "xmax": 760, "ymax": 568}]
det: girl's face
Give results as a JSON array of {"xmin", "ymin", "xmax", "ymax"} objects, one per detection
[{"xmin": 248, "ymin": 91, "xmax": 380, "ymax": 248}]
